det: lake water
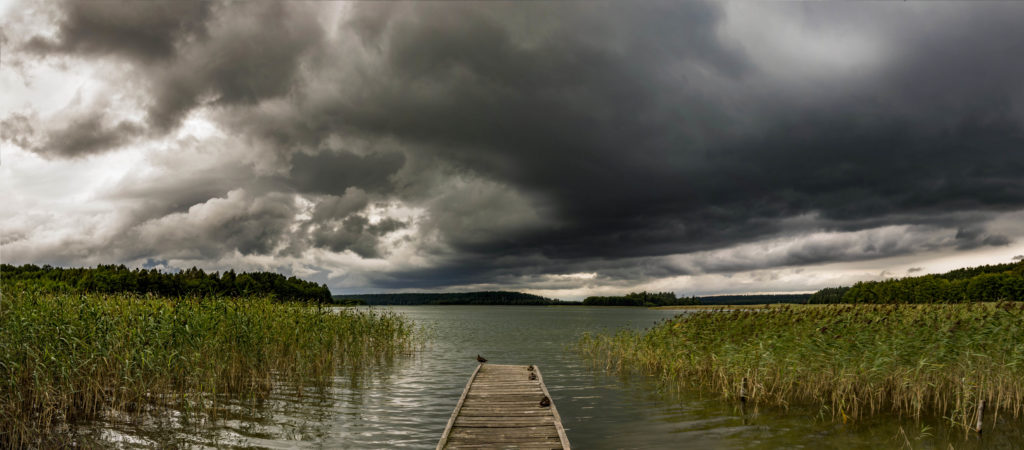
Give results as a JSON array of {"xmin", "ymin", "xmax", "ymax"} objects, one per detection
[{"xmin": 86, "ymin": 305, "xmax": 1018, "ymax": 448}]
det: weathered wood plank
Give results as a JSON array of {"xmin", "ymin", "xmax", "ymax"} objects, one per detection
[
  {"xmin": 455, "ymin": 422, "xmax": 556, "ymax": 428},
  {"xmin": 447, "ymin": 445, "xmax": 561, "ymax": 450},
  {"xmin": 447, "ymin": 444, "xmax": 560, "ymax": 448},
  {"xmin": 456, "ymin": 411, "xmax": 553, "ymax": 417},
  {"xmin": 456, "ymin": 417, "xmax": 555, "ymax": 426},
  {"xmin": 447, "ymin": 440, "xmax": 561, "ymax": 448},
  {"xmin": 450, "ymin": 429, "xmax": 560, "ymax": 438},
  {"xmin": 459, "ymin": 410, "xmax": 553, "ymax": 416}
]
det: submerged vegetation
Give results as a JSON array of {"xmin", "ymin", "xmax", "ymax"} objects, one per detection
[
  {"xmin": 0, "ymin": 285, "xmax": 415, "ymax": 447},
  {"xmin": 579, "ymin": 303, "xmax": 1024, "ymax": 431}
]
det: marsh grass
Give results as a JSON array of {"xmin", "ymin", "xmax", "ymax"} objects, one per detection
[
  {"xmin": 578, "ymin": 303, "xmax": 1024, "ymax": 432},
  {"xmin": 0, "ymin": 285, "xmax": 414, "ymax": 448}
]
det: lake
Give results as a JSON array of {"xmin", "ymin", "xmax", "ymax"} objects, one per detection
[{"xmin": 85, "ymin": 305, "xmax": 1012, "ymax": 448}]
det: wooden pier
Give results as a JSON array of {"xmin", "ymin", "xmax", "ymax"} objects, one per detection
[{"xmin": 437, "ymin": 364, "xmax": 571, "ymax": 449}]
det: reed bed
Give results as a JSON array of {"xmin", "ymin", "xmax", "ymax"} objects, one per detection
[
  {"xmin": 0, "ymin": 286, "xmax": 415, "ymax": 448},
  {"xmin": 579, "ymin": 302, "xmax": 1024, "ymax": 430}
]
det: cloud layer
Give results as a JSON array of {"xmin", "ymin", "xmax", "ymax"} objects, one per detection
[{"xmin": 3, "ymin": 1, "xmax": 1024, "ymax": 297}]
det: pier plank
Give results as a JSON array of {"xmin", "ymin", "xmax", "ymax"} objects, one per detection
[{"xmin": 437, "ymin": 364, "xmax": 571, "ymax": 449}]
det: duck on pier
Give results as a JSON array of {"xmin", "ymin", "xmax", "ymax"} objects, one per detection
[
  {"xmin": 476, "ymin": 354, "xmax": 488, "ymax": 363},
  {"xmin": 539, "ymin": 396, "xmax": 551, "ymax": 407}
]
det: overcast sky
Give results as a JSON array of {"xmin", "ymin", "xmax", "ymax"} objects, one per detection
[{"xmin": 2, "ymin": 1, "xmax": 1023, "ymax": 299}]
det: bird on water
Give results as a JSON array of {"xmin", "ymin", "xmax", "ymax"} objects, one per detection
[
  {"xmin": 476, "ymin": 354, "xmax": 488, "ymax": 363},
  {"xmin": 539, "ymin": 396, "xmax": 551, "ymax": 407}
]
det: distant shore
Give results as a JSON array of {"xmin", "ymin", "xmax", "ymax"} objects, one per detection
[{"xmin": 650, "ymin": 304, "xmax": 777, "ymax": 310}]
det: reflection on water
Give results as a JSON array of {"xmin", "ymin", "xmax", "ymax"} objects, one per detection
[{"xmin": 79, "ymin": 306, "xmax": 1023, "ymax": 448}]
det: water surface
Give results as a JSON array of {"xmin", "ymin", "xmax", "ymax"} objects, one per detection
[{"xmin": 87, "ymin": 306, "xmax": 1018, "ymax": 448}]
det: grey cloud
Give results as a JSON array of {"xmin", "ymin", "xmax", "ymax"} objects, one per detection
[
  {"xmin": 122, "ymin": 190, "xmax": 299, "ymax": 260},
  {"xmin": 954, "ymin": 227, "xmax": 1012, "ymax": 250},
  {"xmin": 24, "ymin": 0, "xmax": 212, "ymax": 61},
  {"xmin": 311, "ymin": 188, "xmax": 370, "ymax": 223},
  {"xmin": 309, "ymin": 214, "xmax": 408, "ymax": 259},
  {"xmin": 10, "ymin": 2, "xmax": 1024, "ymax": 294},
  {"xmin": 0, "ymin": 113, "xmax": 34, "ymax": 149},
  {"xmin": 289, "ymin": 150, "xmax": 405, "ymax": 196},
  {"xmin": 1, "ymin": 190, "xmax": 302, "ymax": 269},
  {"xmin": 146, "ymin": 2, "xmax": 323, "ymax": 130},
  {"xmin": 1, "ymin": 111, "xmax": 144, "ymax": 158},
  {"xmin": 328, "ymin": 3, "xmax": 1024, "ymax": 277},
  {"xmin": 24, "ymin": 1, "xmax": 323, "ymax": 134},
  {"xmin": 908, "ymin": 267, "xmax": 923, "ymax": 273},
  {"xmin": 42, "ymin": 115, "xmax": 144, "ymax": 158},
  {"xmin": 252, "ymin": 2, "xmax": 1024, "ymax": 290}
]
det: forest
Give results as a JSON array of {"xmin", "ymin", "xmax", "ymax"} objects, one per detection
[
  {"xmin": 334, "ymin": 291, "xmax": 564, "ymax": 305},
  {"xmin": 807, "ymin": 260, "xmax": 1024, "ymax": 304},
  {"xmin": 697, "ymin": 294, "xmax": 811, "ymax": 305},
  {"xmin": 0, "ymin": 264, "xmax": 332, "ymax": 302},
  {"xmin": 582, "ymin": 291, "xmax": 701, "ymax": 306}
]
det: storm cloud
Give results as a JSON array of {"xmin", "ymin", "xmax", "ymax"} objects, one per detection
[{"xmin": 3, "ymin": 1, "xmax": 1024, "ymax": 297}]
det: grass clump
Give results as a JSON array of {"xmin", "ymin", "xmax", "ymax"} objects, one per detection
[
  {"xmin": 0, "ymin": 286, "xmax": 415, "ymax": 447},
  {"xmin": 578, "ymin": 303, "xmax": 1024, "ymax": 430}
]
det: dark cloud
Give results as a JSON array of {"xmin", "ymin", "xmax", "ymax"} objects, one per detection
[
  {"xmin": 954, "ymin": 227, "xmax": 1012, "ymax": 250},
  {"xmin": 322, "ymin": 2, "xmax": 1024, "ymax": 271},
  {"xmin": 302, "ymin": 187, "xmax": 409, "ymax": 258},
  {"xmin": 118, "ymin": 190, "xmax": 299, "ymax": 261},
  {"xmin": 42, "ymin": 114, "xmax": 144, "ymax": 158},
  {"xmin": 248, "ymin": 1, "xmax": 1024, "ymax": 290},
  {"xmin": 289, "ymin": 150, "xmax": 405, "ymax": 196},
  {"xmin": 310, "ymin": 214, "xmax": 408, "ymax": 259},
  {"xmin": 9, "ymin": 2, "xmax": 1024, "ymax": 294},
  {"xmin": 2, "ymin": 111, "xmax": 144, "ymax": 158},
  {"xmin": 24, "ymin": 1, "xmax": 322, "ymax": 133},
  {"xmin": 24, "ymin": 0, "xmax": 212, "ymax": 61},
  {"xmin": 907, "ymin": 267, "xmax": 923, "ymax": 274},
  {"xmin": 145, "ymin": 2, "xmax": 324, "ymax": 130}
]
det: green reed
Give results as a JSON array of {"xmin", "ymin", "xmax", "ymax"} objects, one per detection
[
  {"xmin": 578, "ymin": 303, "xmax": 1024, "ymax": 430},
  {"xmin": 0, "ymin": 286, "xmax": 415, "ymax": 448}
]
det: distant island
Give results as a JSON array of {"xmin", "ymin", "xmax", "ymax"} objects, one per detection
[
  {"xmin": 333, "ymin": 291, "xmax": 569, "ymax": 305},
  {"xmin": 582, "ymin": 291, "xmax": 700, "ymax": 306},
  {"xmin": 336, "ymin": 290, "xmax": 819, "ymax": 306}
]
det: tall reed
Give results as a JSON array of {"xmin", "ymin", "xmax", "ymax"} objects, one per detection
[
  {"xmin": 0, "ymin": 285, "xmax": 415, "ymax": 448},
  {"xmin": 579, "ymin": 303, "xmax": 1024, "ymax": 430}
]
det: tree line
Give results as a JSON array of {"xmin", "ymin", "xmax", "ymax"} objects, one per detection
[
  {"xmin": 335, "ymin": 291, "xmax": 564, "ymax": 305},
  {"xmin": 698, "ymin": 294, "xmax": 811, "ymax": 305},
  {"xmin": 582, "ymin": 291, "xmax": 701, "ymax": 307},
  {"xmin": 1, "ymin": 264, "xmax": 332, "ymax": 302},
  {"xmin": 808, "ymin": 260, "xmax": 1024, "ymax": 304}
]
